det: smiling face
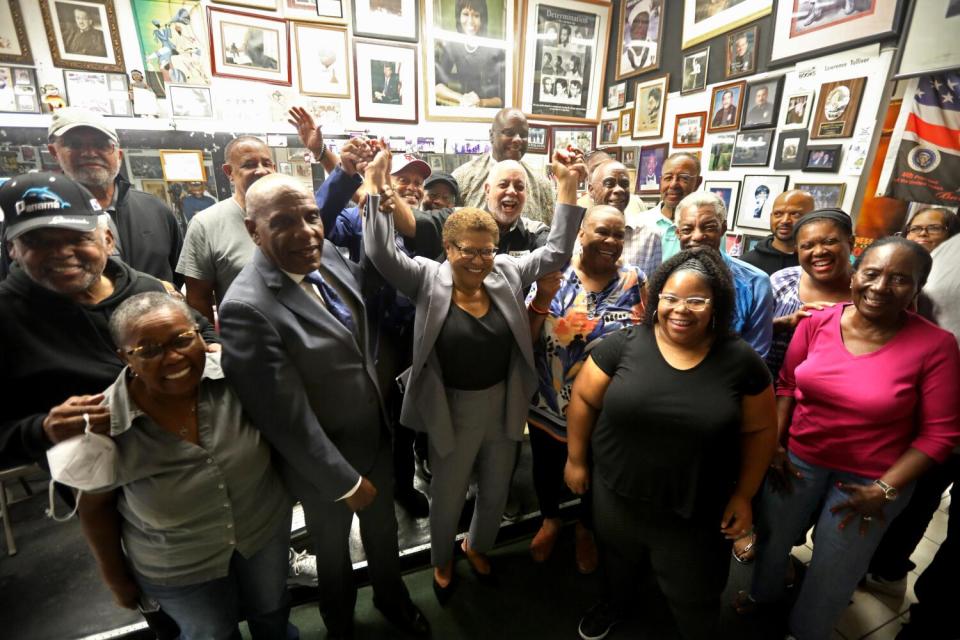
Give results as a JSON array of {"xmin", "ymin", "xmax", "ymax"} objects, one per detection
[
  {"xmin": 49, "ymin": 128, "xmax": 122, "ymax": 192},
  {"xmin": 245, "ymin": 181, "xmax": 324, "ymax": 275},
  {"xmin": 851, "ymin": 244, "xmax": 922, "ymax": 326},
  {"xmin": 120, "ymin": 307, "xmax": 206, "ymax": 400},
  {"xmin": 579, "ymin": 206, "xmax": 625, "ymax": 270},
  {"xmin": 657, "ymin": 269, "xmax": 714, "ymax": 347},
  {"xmin": 484, "ymin": 161, "xmax": 526, "ymax": 226},
  {"xmin": 10, "ymin": 226, "xmax": 113, "ymax": 300},
  {"xmin": 589, "ymin": 161, "xmax": 630, "ymax": 212},
  {"xmin": 796, "ymin": 220, "xmax": 852, "ymax": 284}
]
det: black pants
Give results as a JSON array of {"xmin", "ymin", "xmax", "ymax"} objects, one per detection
[
  {"xmin": 529, "ymin": 426, "xmax": 591, "ymax": 526},
  {"xmin": 592, "ymin": 478, "xmax": 729, "ymax": 640}
]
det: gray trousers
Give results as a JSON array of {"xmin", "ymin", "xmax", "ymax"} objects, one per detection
[{"xmin": 429, "ymin": 382, "xmax": 515, "ymax": 567}]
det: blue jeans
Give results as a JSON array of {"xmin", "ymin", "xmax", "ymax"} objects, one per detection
[
  {"xmin": 750, "ymin": 451, "xmax": 914, "ymax": 640},
  {"xmin": 136, "ymin": 516, "xmax": 294, "ymax": 640}
]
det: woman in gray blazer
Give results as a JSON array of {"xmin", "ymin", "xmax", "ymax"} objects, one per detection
[{"xmin": 362, "ymin": 148, "xmax": 586, "ymax": 603}]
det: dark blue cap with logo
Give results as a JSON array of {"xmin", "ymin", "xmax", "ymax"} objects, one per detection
[{"xmin": 0, "ymin": 172, "xmax": 103, "ymax": 241}]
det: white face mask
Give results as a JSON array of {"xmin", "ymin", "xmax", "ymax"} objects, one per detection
[{"xmin": 46, "ymin": 412, "xmax": 117, "ymax": 492}]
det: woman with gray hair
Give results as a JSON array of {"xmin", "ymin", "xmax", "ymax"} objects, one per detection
[{"xmin": 78, "ymin": 292, "xmax": 293, "ymax": 640}]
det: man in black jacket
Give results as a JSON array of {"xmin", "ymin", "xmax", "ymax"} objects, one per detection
[{"xmin": 740, "ymin": 189, "xmax": 815, "ymax": 276}]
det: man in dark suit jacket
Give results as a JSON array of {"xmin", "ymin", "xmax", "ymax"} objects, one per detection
[{"xmin": 218, "ymin": 174, "xmax": 427, "ymax": 639}]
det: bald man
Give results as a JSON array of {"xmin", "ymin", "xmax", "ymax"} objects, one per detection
[
  {"xmin": 740, "ymin": 190, "xmax": 815, "ymax": 275},
  {"xmin": 452, "ymin": 107, "xmax": 557, "ymax": 224},
  {"xmin": 219, "ymin": 174, "xmax": 428, "ymax": 638}
]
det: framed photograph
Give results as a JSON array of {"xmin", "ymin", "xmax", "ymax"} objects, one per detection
[
  {"xmin": 619, "ymin": 110, "xmax": 631, "ymax": 136},
  {"xmin": 707, "ymin": 133, "xmax": 735, "ymax": 171},
  {"xmin": 636, "ymin": 142, "xmax": 669, "ymax": 194},
  {"xmin": 600, "ymin": 118, "xmax": 619, "ymax": 145},
  {"xmin": 632, "ymin": 73, "xmax": 669, "ymax": 138},
  {"xmin": 63, "ymin": 69, "xmax": 130, "ymax": 115},
  {"xmin": 772, "ymin": 0, "xmax": 903, "ymax": 67},
  {"xmin": 168, "ymin": 84, "xmax": 213, "ymax": 118},
  {"xmin": 140, "ymin": 179, "xmax": 169, "ymax": 204},
  {"xmin": 704, "ymin": 179, "xmax": 741, "ymax": 228},
  {"xmin": 518, "ymin": 0, "xmax": 612, "ymax": 123},
  {"xmin": 725, "ymin": 24, "xmax": 758, "ymax": 79},
  {"xmin": 208, "ymin": 7, "xmax": 291, "ymax": 86},
  {"xmin": 354, "ymin": 38, "xmax": 418, "ymax": 123},
  {"xmin": 732, "ymin": 129, "xmax": 775, "ymax": 167},
  {"xmin": 527, "ymin": 124, "xmax": 550, "ymax": 154},
  {"xmin": 707, "ymin": 80, "xmax": 745, "ymax": 133},
  {"xmin": 622, "ymin": 145, "xmax": 637, "ymax": 168},
  {"xmin": 607, "ymin": 81, "xmax": 626, "ymax": 109},
  {"xmin": 159, "ymin": 149, "xmax": 205, "ymax": 182},
  {"xmin": 735, "ymin": 174, "xmax": 790, "ymax": 232},
  {"xmin": 283, "ymin": 0, "xmax": 344, "ymax": 20},
  {"xmin": 673, "ymin": 112, "xmax": 706, "ymax": 149},
  {"xmin": 352, "ymin": 0, "xmax": 418, "ymax": 42},
  {"xmin": 781, "ymin": 90, "xmax": 814, "ymax": 130},
  {"xmin": 550, "ymin": 125, "xmax": 596, "ymax": 155},
  {"xmin": 742, "ymin": 76, "xmax": 783, "ymax": 130},
  {"xmin": 616, "ymin": 0, "xmax": 664, "ymax": 80},
  {"xmin": 773, "ymin": 129, "xmax": 808, "ymax": 171},
  {"xmin": 794, "ymin": 182, "xmax": 846, "ymax": 209},
  {"xmin": 810, "ymin": 77, "xmax": 866, "ymax": 139},
  {"xmin": 681, "ymin": 46, "xmax": 709, "ymax": 94},
  {"xmin": 682, "ymin": 0, "xmax": 772, "ymax": 49},
  {"xmin": 423, "ymin": 0, "xmax": 514, "ymax": 122},
  {"xmin": 0, "ymin": 0, "xmax": 32, "ymax": 64},
  {"xmin": 803, "ymin": 144, "xmax": 842, "ymax": 173},
  {"xmin": 39, "ymin": 0, "xmax": 125, "ymax": 72},
  {"xmin": 129, "ymin": 1, "xmax": 209, "ymax": 85},
  {"xmin": 897, "ymin": 0, "xmax": 959, "ymax": 78},
  {"xmin": 0, "ymin": 65, "xmax": 40, "ymax": 113},
  {"xmin": 294, "ymin": 22, "xmax": 351, "ymax": 99}
]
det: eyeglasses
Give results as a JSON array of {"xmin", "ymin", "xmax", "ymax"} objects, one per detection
[
  {"xmin": 658, "ymin": 293, "xmax": 711, "ymax": 311},
  {"xmin": 905, "ymin": 224, "xmax": 946, "ymax": 236},
  {"xmin": 661, "ymin": 173, "xmax": 695, "ymax": 185},
  {"xmin": 453, "ymin": 244, "xmax": 497, "ymax": 260},
  {"xmin": 125, "ymin": 329, "xmax": 199, "ymax": 360}
]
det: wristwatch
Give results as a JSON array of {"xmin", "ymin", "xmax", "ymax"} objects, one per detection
[{"xmin": 874, "ymin": 479, "xmax": 899, "ymax": 502}]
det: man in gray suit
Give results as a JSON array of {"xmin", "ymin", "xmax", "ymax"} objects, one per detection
[{"xmin": 218, "ymin": 174, "xmax": 428, "ymax": 639}]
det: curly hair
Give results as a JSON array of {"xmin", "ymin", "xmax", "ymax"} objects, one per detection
[
  {"xmin": 854, "ymin": 236, "xmax": 933, "ymax": 291},
  {"xmin": 643, "ymin": 247, "xmax": 736, "ymax": 339},
  {"xmin": 442, "ymin": 207, "xmax": 499, "ymax": 246}
]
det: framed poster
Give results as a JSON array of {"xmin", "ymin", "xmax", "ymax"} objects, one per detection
[
  {"xmin": 619, "ymin": 110, "xmax": 631, "ymax": 136},
  {"xmin": 725, "ymin": 23, "xmax": 758, "ymax": 79},
  {"xmin": 518, "ymin": 0, "xmax": 611, "ymax": 124},
  {"xmin": 615, "ymin": 0, "xmax": 664, "ymax": 80},
  {"xmin": 283, "ymin": 0, "xmax": 344, "ymax": 20},
  {"xmin": 681, "ymin": 46, "xmax": 709, "ymax": 94},
  {"xmin": 168, "ymin": 84, "xmax": 213, "ymax": 118},
  {"xmin": 208, "ymin": 7, "xmax": 291, "ymax": 86},
  {"xmin": 39, "ymin": 0, "xmax": 125, "ymax": 72},
  {"xmin": 63, "ymin": 69, "xmax": 131, "ymax": 115},
  {"xmin": 810, "ymin": 77, "xmax": 866, "ymax": 139},
  {"xmin": 527, "ymin": 124, "xmax": 551, "ymax": 153},
  {"xmin": 704, "ymin": 179, "xmax": 741, "ymax": 228},
  {"xmin": 773, "ymin": 129, "xmax": 807, "ymax": 170},
  {"xmin": 423, "ymin": 0, "xmax": 514, "ymax": 122},
  {"xmin": 803, "ymin": 144, "xmax": 842, "ymax": 172},
  {"xmin": 354, "ymin": 39, "xmax": 418, "ymax": 123},
  {"xmin": 0, "ymin": 65, "xmax": 40, "ymax": 113},
  {"xmin": 352, "ymin": 0, "xmax": 418, "ymax": 42},
  {"xmin": 160, "ymin": 149, "xmax": 205, "ymax": 182},
  {"xmin": 607, "ymin": 81, "xmax": 626, "ymax": 109},
  {"xmin": 707, "ymin": 133, "xmax": 735, "ymax": 171},
  {"xmin": 632, "ymin": 73, "xmax": 668, "ymax": 138},
  {"xmin": 741, "ymin": 76, "xmax": 783, "ymax": 130},
  {"xmin": 771, "ymin": 0, "xmax": 903, "ymax": 67},
  {"xmin": 682, "ymin": 0, "xmax": 772, "ymax": 49},
  {"xmin": 780, "ymin": 90, "xmax": 814, "ymax": 130},
  {"xmin": 636, "ymin": 142, "xmax": 668, "ymax": 194},
  {"xmin": 673, "ymin": 112, "xmax": 706, "ymax": 148},
  {"xmin": 896, "ymin": 0, "xmax": 959, "ymax": 78},
  {"xmin": 294, "ymin": 22, "xmax": 351, "ymax": 98},
  {"xmin": 735, "ymin": 174, "xmax": 789, "ymax": 232},
  {"xmin": 130, "ymin": 0, "xmax": 210, "ymax": 86},
  {"xmin": 0, "ymin": 0, "xmax": 32, "ymax": 65},
  {"xmin": 550, "ymin": 125, "xmax": 596, "ymax": 155},
  {"xmin": 794, "ymin": 181, "xmax": 846, "ymax": 209},
  {"xmin": 707, "ymin": 80, "xmax": 745, "ymax": 133},
  {"xmin": 731, "ymin": 129, "xmax": 775, "ymax": 167}
]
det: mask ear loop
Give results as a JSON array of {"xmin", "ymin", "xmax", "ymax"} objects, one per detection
[{"xmin": 45, "ymin": 413, "xmax": 90, "ymax": 522}]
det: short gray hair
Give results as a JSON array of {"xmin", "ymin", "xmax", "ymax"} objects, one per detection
[
  {"xmin": 109, "ymin": 292, "xmax": 195, "ymax": 348},
  {"xmin": 676, "ymin": 191, "xmax": 726, "ymax": 225}
]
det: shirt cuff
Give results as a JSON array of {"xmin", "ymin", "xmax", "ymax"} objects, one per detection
[{"xmin": 336, "ymin": 475, "xmax": 363, "ymax": 501}]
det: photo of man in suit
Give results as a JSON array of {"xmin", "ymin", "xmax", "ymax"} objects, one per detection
[{"xmin": 58, "ymin": 3, "xmax": 108, "ymax": 58}]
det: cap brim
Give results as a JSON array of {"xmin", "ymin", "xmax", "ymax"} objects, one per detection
[
  {"xmin": 4, "ymin": 214, "xmax": 99, "ymax": 241},
  {"xmin": 48, "ymin": 122, "xmax": 119, "ymax": 144},
  {"xmin": 392, "ymin": 160, "xmax": 432, "ymax": 180}
]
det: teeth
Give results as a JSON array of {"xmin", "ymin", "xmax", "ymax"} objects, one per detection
[{"xmin": 165, "ymin": 368, "xmax": 191, "ymax": 380}]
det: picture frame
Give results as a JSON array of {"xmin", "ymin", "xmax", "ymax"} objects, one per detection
[
  {"xmin": 0, "ymin": 0, "xmax": 32, "ymax": 65},
  {"xmin": 682, "ymin": 0, "xmax": 772, "ymax": 49},
  {"xmin": 352, "ymin": 0, "xmax": 418, "ymax": 43},
  {"xmin": 353, "ymin": 38, "xmax": 419, "ymax": 123},
  {"xmin": 0, "ymin": 65, "xmax": 41, "ymax": 113},
  {"xmin": 140, "ymin": 178, "xmax": 169, "ymax": 204},
  {"xmin": 810, "ymin": 77, "xmax": 866, "ymax": 139},
  {"xmin": 283, "ymin": 0, "xmax": 344, "ymax": 21},
  {"xmin": 771, "ymin": 0, "xmax": 903, "ymax": 67},
  {"xmin": 130, "ymin": 0, "xmax": 210, "ymax": 86},
  {"xmin": 773, "ymin": 129, "xmax": 808, "ymax": 171},
  {"xmin": 63, "ymin": 69, "xmax": 131, "ymax": 115},
  {"xmin": 707, "ymin": 133, "xmax": 735, "ymax": 171},
  {"xmin": 527, "ymin": 124, "xmax": 551, "ymax": 154},
  {"xmin": 550, "ymin": 125, "xmax": 596, "ymax": 155},
  {"xmin": 725, "ymin": 23, "xmax": 758, "ymax": 79},
  {"xmin": 422, "ymin": 0, "xmax": 515, "ymax": 122},
  {"xmin": 707, "ymin": 80, "xmax": 745, "ymax": 133},
  {"xmin": 632, "ymin": 73, "xmax": 669, "ymax": 139},
  {"xmin": 621, "ymin": 145, "xmax": 637, "ymax": 168},
  {"xmin": 615, "ymin": 0, "xmax": 664, "ymax": 80},
  {"xmin": 680, "ymin": 46, "xmax": 709, "ymax": 94},
  {"xmin": 607, "ymin": 81, "xmax": 626, "ymax": 110},
  {"xmin": 159, "ymin": 149, "xmax": 206, "ymax": 182},
  {"xmin": 168, "ymin": 84, "xmax": 213, "ymax": 118},
  {"xmin": 794, "ymin": 182, "xmax": 846, "ymax": 209},
  {"xmin": 735, "ymin": 174, "xmax": 790, "ymax": 232},
  {"xmin": 741, "ymin": 76, "xmax": 783, "ymax": 130},
  {"xmin": 636, "ymin": 142, "xmax": 669, "ymax": 195},
  {"xmin": 803, "ymin": 144, "xmax": 842, "ymax": 173},
  {"xmin": 780, "ymin": 90, "xmax": 814, "ymax": 130},
  {"xmin": 600, "ymin": 118, "xmax": 619, "ymax": 145},
  {"xmin": 673, "ymin": 112, "xmax": 706, "ymax": 149},
  {"xmin": 704, "ymin": 179, "xmax": 741, "ymax": 228},
  {"xmin": 518, "ymin": 0, "xmax": 612, "ymax": 124},
  {"xmin": 732, "ymin": 129, "xmax": 775, "ymax": 167},
  {"xmin": 207, "ymin": 6, "xmax": 291, "ymax": 86},
  {"xmin": 618, "ymin": 110, "xmax": 631, "ymax": 136},
  {"xmin": 39, "ymin": 0, "xmax": 125, "ymax": 73},
  {"xmin": 294, "ymin": 22, "xmax": 351, "ymax": 99},
  {"xmin": 896, "ymin": 0, "xmax": 959, "ymax": 79}
]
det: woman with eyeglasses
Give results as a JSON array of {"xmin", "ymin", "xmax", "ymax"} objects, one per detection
[
  {"xmin": 901, "ymin": 206, "xmax": 960, "ymax": 253},
  {"xmin": 78, "ymin": 292, "xmax": 293, "ymax": 639},
  {"xmin": 565, "ymin": 248, "xmax": 777, "ymax": 640},
  {"xmin": 362, "ymin": 147, "xmax": 586, "ymax": 603}
]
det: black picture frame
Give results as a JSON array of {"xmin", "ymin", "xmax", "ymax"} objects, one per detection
[
  {"xmin": 773, "ymin": 130, "xmax": 808, "ymax": 171},
  {"xmin": 803, "ymin": 144, "xmax": 843, "ymax": 173},
  {"xmin": 741, "ymin": 76, "xmax": 784, "ymax": 130},
  {"xmin": 731, "ymin": 129, "xmax": 774, "ymax": 167}
]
